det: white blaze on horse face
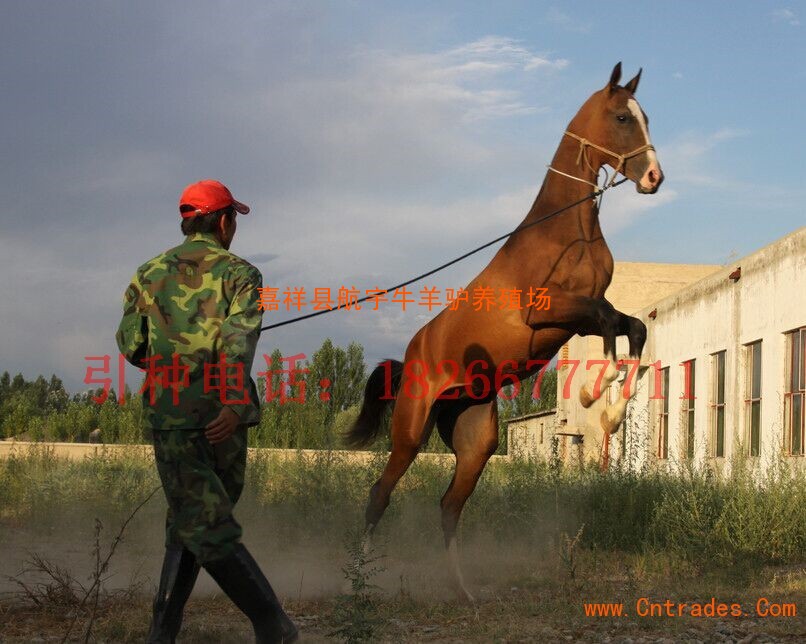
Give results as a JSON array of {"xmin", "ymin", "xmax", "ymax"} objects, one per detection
[
  {"xmin": 627, "ymin": 98, "xmax": 662, "ymax": 190},
  {"xmin": 627, "ymin": 98, "xmax": 654, "ymax": 157}
]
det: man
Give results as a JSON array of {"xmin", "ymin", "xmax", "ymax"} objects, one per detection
[{"xmin": 116, "ymin": 179, "xmax": 298, "ymax": 643}]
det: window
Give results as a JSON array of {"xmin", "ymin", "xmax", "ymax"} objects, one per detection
[
  {"xmin": 784, "ymin": 328, "xmax": 805, "ymax": 456},
  {"xmin": 682, "ymin": 359, "xmax": 696, "ymax": 459},
  {"xmin": 710, "ymin": 351, "xmax": 726, "ymax": 458},
  {"xmin": 658, "ymin": 367, "xmax": 669, "ymax": 459},
  {"xmin": 744, "ymin": 341, "xmax": 762, "ymax": 457}
]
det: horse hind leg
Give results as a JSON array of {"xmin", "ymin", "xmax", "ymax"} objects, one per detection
[{"xmin": 439, "ymin": 401, "xmax": 498, "ymax": 603}]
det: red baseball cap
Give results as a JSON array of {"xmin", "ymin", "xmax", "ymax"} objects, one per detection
[{"xmin": 179, "ymin": 179, "xmax": 250, "ymax": 218}]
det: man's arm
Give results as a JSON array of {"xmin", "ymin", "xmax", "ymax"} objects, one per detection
[
  {"xmin": 218, "ymin": 263, "xmax": 264, "ymax": 418},
  {"xmin": 116, "ymin": 270, "xmax": 149, "ymax": 368}
]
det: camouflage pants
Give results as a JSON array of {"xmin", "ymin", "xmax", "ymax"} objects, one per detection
[{"xmin": 152, "ymin": 427, "xmax": 247, "ymax": 565}]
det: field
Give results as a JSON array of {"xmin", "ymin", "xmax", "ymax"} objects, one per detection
[{"xmin": 0, "ymin": 445, "xmax": 804, "ymax": 642}]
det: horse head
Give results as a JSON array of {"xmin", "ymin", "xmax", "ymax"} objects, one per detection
[{"xmin": 567, "ymin": 62, "xmax": 664, "ymax": 194}]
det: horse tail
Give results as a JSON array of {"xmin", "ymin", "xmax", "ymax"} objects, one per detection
[{"xmin": 344, "ymin": 359, "xmax": 403, "ymax": 448}]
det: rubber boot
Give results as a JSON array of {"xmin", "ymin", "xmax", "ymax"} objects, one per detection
[
  {"xmin": 147, "ymin": 545, "xmax": 201, "ymax": 643},
  {"xmin": 202, "ymin": 543, "xmax": 298, "ymax": 643}
]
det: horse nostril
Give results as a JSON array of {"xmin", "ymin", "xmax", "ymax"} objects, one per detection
[{"xmin": 648, "ymin": 169, "xmax": 658, "ymax": 184}]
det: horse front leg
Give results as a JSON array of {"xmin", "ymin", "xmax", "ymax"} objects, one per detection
[
  {"xmin": 525, "ymin": 287, "xmax": 622, "ymax": 411},
  {"xmin": 600, "ymin": 311, "xmax": 647, "ymax": 434}
]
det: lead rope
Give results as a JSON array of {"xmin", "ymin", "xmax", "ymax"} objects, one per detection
[
  {"xmin": 260, "ymin": 172, "xmax": 629, "ymax": 332},
  {"xmin": 545, "ymin": 163, "xmax": 614, "ymax": 210}
]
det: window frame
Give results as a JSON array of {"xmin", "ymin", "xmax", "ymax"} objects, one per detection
[
  {"xmin": 743, "ymin": 340, "xmax": 762, "ymax": 457},
  {"xmin": 784, "ymin": 327, "xmax": 805, "ymax": 457},
  {"xmin": 681, "ymin": 359, "xmax": 696, "ymax": 459},
  {"xmin": 657, "ymin": 366, "xmax": 669, "ymax": 460},
  {"xmin": 710, "ymin": 350, "xmax": 726, "ymax": 458}
]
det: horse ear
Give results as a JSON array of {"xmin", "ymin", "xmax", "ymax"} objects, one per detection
[
  {"xmin": 607, "ymin": 62, "xmax": 622, "ymax": 92},
  {"xmin": 624, "ymin": 68, "xmax": 642, "ymax": 95}
]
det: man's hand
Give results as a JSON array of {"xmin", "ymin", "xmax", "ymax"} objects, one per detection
[{"xmin": 205, "ymin": 406, "xmax": 240, "ymax": 445}]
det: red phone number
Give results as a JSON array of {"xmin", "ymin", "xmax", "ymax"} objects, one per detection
[{"xmin": 380, "ymin": 358, "xmax": 678, "ymax": 402}]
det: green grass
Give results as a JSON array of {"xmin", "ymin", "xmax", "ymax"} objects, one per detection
[
  {"xmin": 1, "ymin": 446, "xmax": 804, "ymax": 570},
  {"xmin": 1, "ymin": 446, "xmax": 804, "ymax": 642}
]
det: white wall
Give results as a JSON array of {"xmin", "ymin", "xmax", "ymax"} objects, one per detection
[
  {"xmin": 628, "ymin": 227, "xmax": 806, "ymax": 472},
  {"xmin": 507, "ymin": 228, "xmax": 805, "ymax": 471}
]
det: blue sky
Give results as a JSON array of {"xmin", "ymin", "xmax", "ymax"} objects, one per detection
[{"xmin": 1, "ymin": 1, "xmax": 804, "ymax": 392}]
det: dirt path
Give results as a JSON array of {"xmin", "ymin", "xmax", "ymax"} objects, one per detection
[{"xmin": 2, "ymin": 559, "xmax": 803, "ymax": 642}]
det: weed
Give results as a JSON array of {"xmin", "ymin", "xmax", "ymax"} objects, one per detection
[
  {"xmin": 558, "ymin": 524, "xmax": 585, "ymax": 584},
  {"xmin": 330, "ymin": 529, "xmax": 386, "ymax": 643}
]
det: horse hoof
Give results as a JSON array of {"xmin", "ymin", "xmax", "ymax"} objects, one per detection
[
  {"xmin": 579, "ymin": 385, "xmax": 595, "ymax": 408},
  {"xmin": 600, "ymin": 409, "xmax": 621, "ymax": 435}
]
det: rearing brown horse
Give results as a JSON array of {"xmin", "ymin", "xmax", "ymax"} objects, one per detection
[{"xmin": 346, "ymin": 63, "xmax": 663, "ymax": 601}]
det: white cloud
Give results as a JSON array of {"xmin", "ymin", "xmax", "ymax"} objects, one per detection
[
  {"xmin": 599, "ymin": 185, "xmax": 679, "ymax": 235},
  {"xmin": 4, "ymin": 2, "xmax": 803, "ymax": 396},
  {"xmin": 546, "ymin": 7, "xmax": 593, "ymax": 33},
  {"xmin": 61, "ymin": 150, "xmax": 182, "ymax": 197},
  {"xmin": 1, "ymin": 33, "xmax": 575, "ymax": 390},
  {"xmin": 656, "ymin": 128, "xmax": 749, "ymax": 188},
  {"xmin": 246, "ymin": 185, "xmax": 540, "ymax": 291},
  {"xmin": 0, "ymin": 234, "xmax": 125, "ymax": 385},
  {"xmin": 217, "ymin": 35, "xmax": 570, "ymax": 202},
  {"xmin": 772, "ymin": 8, "xmax": 800, "ymax": 26},
  {"xmin": 443, "ymin": 35, "xmax": 569, "ymax": 73},
  {"xmin": 356, "ymin": 35, "xmax": 568, "ymax": 122},
  {"xmin": 633, "ymin": 127, "xmax": 798, "ymax": 218}
]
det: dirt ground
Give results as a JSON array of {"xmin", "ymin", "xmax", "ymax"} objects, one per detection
[
  {"xmin": 1, "ymin": 542, "xmax": 803, "ymax": 642},
  {"xmin": 1, "ymin": 451, "xmax": 803, "ymax": 642},
  {"xmin": 1, "ymin": 585, "xmax": 803, "ymax": 642}
]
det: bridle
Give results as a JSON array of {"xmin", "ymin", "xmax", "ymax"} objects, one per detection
[{"xmin": 547, "ymin": 129, "xmax": 655, "ymax": 192}]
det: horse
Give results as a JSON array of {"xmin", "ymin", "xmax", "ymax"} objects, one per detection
[{"xmin": 345, "ymin": 62, "xmax": 664, "ymax": 602}]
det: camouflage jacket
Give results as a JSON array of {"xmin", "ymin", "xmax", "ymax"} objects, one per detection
[{"xmin": 116, "ymin": 232, "xmax": 263, "ymax": 432}]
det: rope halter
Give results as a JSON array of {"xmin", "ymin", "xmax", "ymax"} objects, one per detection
[{"xmin": 562, "ymin": 130, "xmax": 655, "ymax": 188}]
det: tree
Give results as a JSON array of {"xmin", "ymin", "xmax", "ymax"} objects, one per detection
[
  {"xmin": 2, "ymin": 396, "xmax": 35, "ymax": 439},
  {"xmin": 0, "ymin": 371, "xmax": 10, "ymax": 425},
  {"xmin": 10, "ymin": 373, "xmax": 25, "ymax": 393},
  {"xmin": 0, "ymin": 371, "xmax": 10, "ymax": 402},
  {"xmin": 254, "ymin": 348, "xmax": 293, "ymax": 447},
  {"xmin": 251, "ymin": 340, "xmax": 368, "ymax": 449},
  {"xmin": 344, "ymin": 342, "xmax": 367, "ymax": 409},
  {"xmin": 46, "ymin": 374, "xmax": 69, "ymax": 413},
  {"xmin": 308, "ymin": 339, "xmax": 366, "ymax": 431},
  {"xmin": 31, "ymin": 375, "xmax": 49, "ymax": 409}
]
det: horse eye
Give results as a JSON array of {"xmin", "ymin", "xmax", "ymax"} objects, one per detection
[{"xmin": 616, "ymin": 114, "xmax": 628, "ymax": 123}]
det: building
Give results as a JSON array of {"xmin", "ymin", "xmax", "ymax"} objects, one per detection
[
  {"xmin": 507, "ymin": 226, "xmax": 806, "ymax": 472},
  {"xmin": 507, "ymin": 260, "xmax": 721, "ymax": 463}
]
